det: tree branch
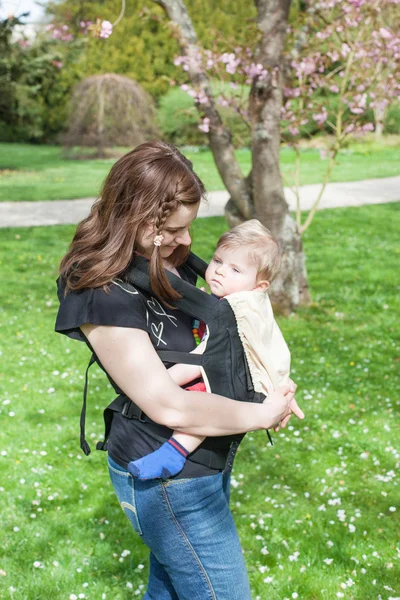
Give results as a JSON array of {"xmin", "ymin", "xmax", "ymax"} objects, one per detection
[{"xmin": 153, "ymin": 0, "xmax": 252, "ymax": 219}]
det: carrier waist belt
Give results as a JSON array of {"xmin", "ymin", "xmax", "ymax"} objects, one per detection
[{"xmin": 103, "ymin": 395, "xmax": 232, "ymax": 471}]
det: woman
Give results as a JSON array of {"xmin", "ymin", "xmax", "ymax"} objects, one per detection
[{"xmin": 55, "ymin": 141, "xmax": 302, "ymax": 600}]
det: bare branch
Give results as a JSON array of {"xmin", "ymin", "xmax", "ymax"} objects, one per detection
[
  {"xmin": 113, "ymin": 0, "xmax": 126, "ymax": 28},
  {"xmin": 153, "ymin": 0, "xmax": 253, "ymax": 219}
]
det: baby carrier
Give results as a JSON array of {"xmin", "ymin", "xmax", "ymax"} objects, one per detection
[{"xmin": 80, "ymin": 253, "xmax": 285, "ymax": 472}]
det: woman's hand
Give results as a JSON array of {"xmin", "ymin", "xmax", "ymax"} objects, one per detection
[
  {"xmin": 262, "ymin": 384, "xmax": 305, "ymax": 432},
  {"xmin": 271, "ymin": 378, "xmax": 303, "ymax": 431},
  {"xmin": 262, "ymin": 385, "xmax": 294, "ymax": 430},
  {"xmin": 275, "ymin": 397, "xmax": 305, "ymax": 430}
]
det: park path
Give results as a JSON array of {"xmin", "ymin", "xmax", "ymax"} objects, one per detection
[{"xmin": 0, "ymin": 176, "xmax": 399, "ymax": 228}]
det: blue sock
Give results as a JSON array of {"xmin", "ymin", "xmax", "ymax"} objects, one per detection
[{"xmin": 127, "ymin": 438, "xmax": 189, "ymax": 480}]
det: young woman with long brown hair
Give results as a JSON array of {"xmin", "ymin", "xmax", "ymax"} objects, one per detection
[{"xmin": 55, "ymin": 141, "xmax": 302, "ymax": 599}]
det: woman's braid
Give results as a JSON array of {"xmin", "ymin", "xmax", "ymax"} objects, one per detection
[{"xmin": 154, "ymin": 193, "xmax": 179, "ymax": 236}]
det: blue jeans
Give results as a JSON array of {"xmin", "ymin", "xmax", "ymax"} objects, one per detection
[{"xmin": 108, "ymin": 456, "xmax": 252, "ymax": 600}]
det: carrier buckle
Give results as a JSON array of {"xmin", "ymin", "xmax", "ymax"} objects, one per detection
[{"xmin": 122, "ymin": 401, "xmax": 147, "ymax": 423}]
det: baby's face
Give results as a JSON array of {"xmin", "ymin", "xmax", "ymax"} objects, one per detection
[{"xmin": 205, "ymin": 246, "xmax": 260, "ymax": 297}]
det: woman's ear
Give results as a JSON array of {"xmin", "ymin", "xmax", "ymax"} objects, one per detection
[{"xmin": 254, "ymin": 279, "xmax": 270, "ymax": 291}]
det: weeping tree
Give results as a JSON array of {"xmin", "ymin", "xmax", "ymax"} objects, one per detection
[
  {"xmin": 63, "ymin": 73, "xmax": 160, "ymax": 156},
  {"xmin": 153, "ymin": 0, "xmax": 310, "ymax": 313}
]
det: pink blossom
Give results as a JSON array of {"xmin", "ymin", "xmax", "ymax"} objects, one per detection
[
  {"xmin": 319, "ymin": 149, "xmax": 328, "ymax": 160},
  {"xmin": 99, "ymin": 20, "xmax": 113, "ymax": 39},
  {"xmin": 217, "ymin": 96, "xmax": 229, "ymax": 108},
  {"xmin": 341, "ymin": 43, "xmax": 351, "ymax": 57},
  {"xmin": 329, "ymin": 85, "xmax": 339, "ymax": 93},
  {"xmin": 344, "ymin": 123, "xmax": 355, "ymax": 134},
  {"xmin": 362, "ymin": 123, "xmax": 374, "ymax": 131},
  {"xmin": 199, "ymin": 117, "xmax": 210, "ymax": 133},
  {"xmin": 51, "ymin": 60, "xmax": 63, "ymax": 69},
  {"xmin": 379, "ymin": 28, "xmax": 393, "ymax": 40},
  {"xmin": 312, "ymin": 108, "xmax": 328, "ymax": 125}
]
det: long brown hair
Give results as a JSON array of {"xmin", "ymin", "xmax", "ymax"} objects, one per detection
[{"xmin": 59, "ymin": 141, "xmax": 205, "ymax": 302}]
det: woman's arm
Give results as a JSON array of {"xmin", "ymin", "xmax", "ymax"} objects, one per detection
[{"xmin": 81, "ymin": 324, "xmax": 299, "ymax": 436}]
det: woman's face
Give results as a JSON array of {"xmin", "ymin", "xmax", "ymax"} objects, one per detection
[{"xmin": 137, "ymin": 202, "xmax": 200, "ymax": 259}]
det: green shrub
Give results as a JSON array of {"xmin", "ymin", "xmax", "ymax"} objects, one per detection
[{"xmin": 157, "ymin": 87, "xmax": 251, "ymax": 147}]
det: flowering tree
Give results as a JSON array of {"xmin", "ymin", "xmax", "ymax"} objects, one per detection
[
  {"xmin": 154, "ymin": 0, "xmax": 310, "ymax": 312},
  {"xmin": 170, "ymin": 0, "xmax": 400, "ymax": 238},
  {"xmin": 282, "ymin": 0, "xmax": 400, "ymax": 232}
]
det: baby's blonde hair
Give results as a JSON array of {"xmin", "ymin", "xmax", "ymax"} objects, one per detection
[{"xmin": 217, "ymin": 219, "xmax": 281, "ymax": 282}]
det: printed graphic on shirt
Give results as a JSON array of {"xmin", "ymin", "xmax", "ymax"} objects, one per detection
[
  {"xmin": 112, "ymin": 279, "xmax": 139, "ymax": 295},
  {"xmin": 147, "ymin": 297, "xmax": 178, "ymax": 327}
]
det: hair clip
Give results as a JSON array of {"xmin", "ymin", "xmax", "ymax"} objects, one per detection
[{"xmin": 153, "ymin": 234, "xmax": 164, "ymax": 247}]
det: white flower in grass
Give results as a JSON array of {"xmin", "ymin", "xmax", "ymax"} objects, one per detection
[
  {"xmin": 389, "ymin": 506, "xmax": 396, "ymax": 512},
  {"xmin": 126, "ymin": 583, "xmax": 133, "ymax": 589},
  {"xmin": 348, "ymin": 524, "xmax": 356, "ymax": 533},
  {"xmin": 324, "ymin": 558, "xmax": 334, "ymax": 565},
  {"xmin": 258, "ymin": 566, "xmax": 268, "ymax": 573},
  {"xmin": 263, "ymin": 576, "xmax": 273, "ymax": 583},
  {"xmin": 33, "ymin": 561, "xmax": 43, "ymax": 568},
  {"xmin": 69, "ymin": 595, "xmax": 77, "ymax": 600}
]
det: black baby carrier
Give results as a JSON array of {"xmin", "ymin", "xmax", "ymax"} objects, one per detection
[{"xmin": 80, "ymin": 253, "xmax": 271, "ymax": 473}]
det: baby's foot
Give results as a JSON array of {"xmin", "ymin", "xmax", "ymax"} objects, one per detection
[{"xmin": 127, "ymin": 438, "xmax": 189, "ymax": 480}]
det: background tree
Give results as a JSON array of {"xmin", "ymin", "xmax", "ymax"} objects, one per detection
[
  {"xmin": 45, "ymin": 0, "xmax": 258, "ymax": 98},
  {"xmin": 0, "ymin": 14, "xmax": 81, "ymax": 142},
  {"xmin": 281, "ymin": 0, "xmax": 400, "ymax": 231},
  {"xmin": 153, "ymin": 0, "xmax": 310, "ymax": 312},
  {"xmin": 63, "ymin": 73, "xmax": 160, "ymax": 156}
]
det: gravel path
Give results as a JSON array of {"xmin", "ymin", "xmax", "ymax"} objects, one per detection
[{"xmin": 1, "ymin": 176, "xmax": 399, "ymax": 228}]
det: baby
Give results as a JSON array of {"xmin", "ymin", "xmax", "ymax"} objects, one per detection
[{"xmin": 128, "ymin": 219, "xmax": 294, "ymax": 480}]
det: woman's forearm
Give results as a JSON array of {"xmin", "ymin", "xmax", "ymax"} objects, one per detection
[{"xmin": 162, "ymin": 387, "xmax": 292, "ymax": 437}]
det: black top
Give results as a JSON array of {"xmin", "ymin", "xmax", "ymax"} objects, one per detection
[{"xmin": 55, "ymin": 258, "xmax": 219, "ymax": 478}]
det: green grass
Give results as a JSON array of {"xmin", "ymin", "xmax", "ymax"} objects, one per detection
[
  {"xmin": 1, "ymin": 138, "xmax": 400, "ymax": 201},
  {"xmin": 0, "ymin": 204, "xmax": 399, "ymax": 599}
]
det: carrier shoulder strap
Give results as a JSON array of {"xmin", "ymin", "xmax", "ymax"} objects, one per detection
[
  {"xmin": 126, "ymin": 254, "xmax": 218, "ymax": 323},
  {"xmin": 80, "ymin": 353, "xmax": 96, "ymax": 456}
]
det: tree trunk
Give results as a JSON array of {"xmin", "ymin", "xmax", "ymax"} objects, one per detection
[
  {"xmin": 154, "ymin": 0, "xmax": 310, "ymax": 312},
  {"xmin": 373, "ymin": 105, "xmax": 385, "ymax": 140},
  {"xmin": 249, "ymin": 0, "xmax": 310, "ymax": 311}
]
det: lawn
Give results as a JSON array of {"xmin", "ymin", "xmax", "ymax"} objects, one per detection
[
  {"xmin": 0, "ymin": 137, "xmax": 400, "ymax": 201},
  {"xmin": 0, "ymin": 204, "xmax": 399, "ymax": 599}
]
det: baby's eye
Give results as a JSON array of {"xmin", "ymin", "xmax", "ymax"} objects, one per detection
[
  {"xmin": 232, "ymin": 268, "xmax": 240, "ymax": 273},
  {"xmin": 213, "ymin": 258, "xmax": 222, "ymax": 264}
]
